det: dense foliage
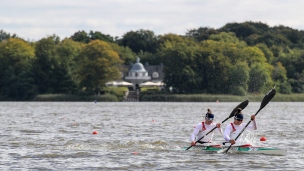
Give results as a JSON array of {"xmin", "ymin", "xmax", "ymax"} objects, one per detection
[{"xmin": 1, "ymin": 21, "xmax": 304, "ymax": 100}]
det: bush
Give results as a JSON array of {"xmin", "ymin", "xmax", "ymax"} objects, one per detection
[
  {"xmin": 140, "ymin": 92, "xmax": 304, "ymax": 102},
  {"xmin": 102, "ymin": 87, "xmax": 128, "ymax": 101},
  {"xmin": 80, "ymin": 94, "xmax": 118, "ymax": 102},
  {"xmin": 272, "ymin": 93, "xmax": 304, "ymax": 102},
  {"xmin": 32, "ymin": 93, "xmax": 118, "ymax": 102},
  {"xmin": 140, "ymin": 87, "xmax": 161, "ymax": 92}
]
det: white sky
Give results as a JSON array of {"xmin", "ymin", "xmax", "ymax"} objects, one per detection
[{"xmin": 1, "ymin": 0, "xmax": 304, "ymax": 41}]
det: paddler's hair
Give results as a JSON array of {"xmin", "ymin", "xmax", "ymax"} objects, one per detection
[
  {"xmin": 236, "ymin": 108, "xmax": 243, "ymax": 114},
  {"xmin": 234, "ymin": 108, "xmax": 244, "ymax": 120},
  {"xmin": 205, "ymin": 109, "xmax": 214, "ymax": 120}
]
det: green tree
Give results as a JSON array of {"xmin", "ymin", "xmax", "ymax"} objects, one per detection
[
  {"xmin": 57, "ymin": 38, "xmax": 83, "ymax": 71},
  {"xmin": 289, "ymin": 71, "xmax": 304, "ymax": 93},
  {"xmin": 109, "ymin": 43, "xmax": 136, "ymax": 65},
  {"xmin": 272, "ymin": 62, "xmax": 291, "ymax": 94},
  {"xmin": 137, "ymin": 51, "xmax": 161, "ymax": 65},
  {"xmin": 0, "ymin": 30, "xmax": 17, "ymax": 42},
  {"xmin": 158, "ymin": 33, "xmax": 186, "ymax": 45},
  {"xmin": 158, "ymin": 40, "xmax": 201, "ymax": 93},
  {"xmin": 209, "ymin": 32, "xmax": 245, "ymax": 44},
  {"xmin": 272, "ymin": 62, "xmax": 288, "ymax": 83},
  {"xmin": 248, "ymin": 63, "xmax": 273, "ymax": 93},
  {"xmin": 71, "ymin": 30, "xmax": 116, "ymax": 44},
  {"xmin": 1, "ymin": 68, "xmax": 37, "ymax": 100},
  {"xmin": 0, "ymin": 38, "xmax": 37, "ymax": 100},
  {"xmin": 75, "ymin": 40, "xmax": 123, "ymax": 94},
  {"xmin": 197, "ymin": 40, "xmax": 233, "ymax": 93},
  {"xmin": 220, "ymin": 22, "xmax": 253, "ymax": 38},
  {"xmin": 89, "ymin": 31, "xmax": 114, "ymax": 43},
  {"xmin": 272, "ymin": 25, "xmax": 304, "ymax": 47},
  {"xmin": 186, "ymin": 27, "xmax": 219, "ymax": 42},
  {"xmin": 33, "ymin": 35, "xmax": 74, "ymax": 94},
  {"xmin": 207, "ymin": 32, "xmax": 247, "ymax": 63},
  {"xmin": 242, "ymin": 46, "xmax": 268, "ymax": 65},
  {"xmin": 255, "ymin": 32, "xmax": 291, "ymax": 47},
  {"xmin": 118, "ymin": 29, "xmax": 158, "ymax": 53},
  {"xmin": 227, "ymin": 62, "xmax": 249, "ymax": 95},
  {"xmin": 70, "ymin": 30, "xmax": 90, "ymax": 43},
  {"xmin": 273, "ymin": 49, "xmax": 304, "ymax": 93},
  {"xmin": 279, "ymin": 81, "xmax": 292, "ymax": 94},
  {"xmin": 56, "ymin": 38, "xmax": 84, "ymax": 93},
  {"xmin": 256, "ymin": 43, "xmax": 274, "ymax": 63},
  {"xmin": 290, "ymin": 52, "xmax": 304, "ymax": 93}
]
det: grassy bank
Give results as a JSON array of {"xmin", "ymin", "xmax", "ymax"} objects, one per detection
[
  {"xmin": 11, "ymin": 90, "xmax": 304, "ymax": 102},
  {"xmin": 140, "ymin": 92, "xmax": 304, "ymax": 102},
  {"xmin": 32, "ymin": 94, "xmax": 118, "ymax": 102},
  {"xmin": 30, "ymin": 87, "xmax": 128, "ymax": 102}
]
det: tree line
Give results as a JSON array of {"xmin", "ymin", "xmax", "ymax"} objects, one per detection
[{"xmin": 1, "ymin": 21, "xmax": 304, "ymax": 100}]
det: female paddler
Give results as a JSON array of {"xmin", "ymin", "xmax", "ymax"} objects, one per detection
[
  {"xmin": 223, "ymin": 108, "xmax": 257, "ymax": 146},
  {"xmin": 190, "ymin": 109, "xmax": 222, "ymax": 146}
]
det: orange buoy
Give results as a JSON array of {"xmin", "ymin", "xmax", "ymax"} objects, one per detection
[
  {"xmin": 152, "ymin": 119, "xmax": 155, "ymax": 122},
  {"xmin": 92, "ymin": 131, "xmax": 98, "ymax": 134},
  {"xmin": 132, "ymin": 152, "xmax": 138, "ymax": 155},
  {"xmin": 260, "ymin": 136, "xmax": 266, "ymax": 141}
]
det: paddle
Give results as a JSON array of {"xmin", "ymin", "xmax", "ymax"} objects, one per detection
[
  {"xmin": 225, "ymin": 88, "xmax": 276, "ymax": 153},
  {"xmin": 185, "ymin": 99, "xmax": 249, "ymax": 150}
]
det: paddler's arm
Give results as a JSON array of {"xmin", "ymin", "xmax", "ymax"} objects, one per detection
[
  {"xmin": 223, "ymin": 124, "xmax": 235, "ymax": 145},
  {"xmin": 216, "ymin": 123, "xmax": 222, "ymax": 134},
  {"xmin": 190, "ymin": 124, "xmax": 201, "ymax": 146},
  {"xmin": 251, "ymin": 115, "xmax": 257, "ymax": 130}
]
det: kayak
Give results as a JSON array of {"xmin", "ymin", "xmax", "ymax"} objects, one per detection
[{"xmin": 183, "ymin": 144, "xmax": 287, "ymax": 156}]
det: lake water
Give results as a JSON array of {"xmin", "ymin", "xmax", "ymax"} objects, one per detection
[{"xmin": 0, "ymin": 101, "xmax": 303, "ymax": 170}]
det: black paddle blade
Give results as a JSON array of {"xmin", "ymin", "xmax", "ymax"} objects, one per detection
[
  {"xmin": 228, "ymin": 100, "xmax": 249, "ymax": 118},
  {"xmin": 260, "ymin": 89, "xmax": 276, "ymax": 110}
]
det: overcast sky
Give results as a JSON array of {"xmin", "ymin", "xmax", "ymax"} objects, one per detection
[{"xmin": 1, "ymin": 0, "xmax": 303, "ymax": 41}]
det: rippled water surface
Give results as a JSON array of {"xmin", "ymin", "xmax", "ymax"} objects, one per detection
[{"xmin": 0, "ymin": 101, "xmax": 303, "ymax": 170}]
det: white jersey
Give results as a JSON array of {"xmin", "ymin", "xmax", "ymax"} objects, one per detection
[
  {"xmin": 191, "ymin": 122, "xmax": 222, "ymax": 143},
  {"xmin": 223, "ymin": 121, "xmax": 257, "ymax": 145}
]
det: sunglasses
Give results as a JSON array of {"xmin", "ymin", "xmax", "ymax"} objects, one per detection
[
  {"xmin": 205, "ymin": 117, "xmax": 214, "ymax": 121},
  {"xmin": 236, "ymin": 118, "xmax": 243, "ymax": 121}
]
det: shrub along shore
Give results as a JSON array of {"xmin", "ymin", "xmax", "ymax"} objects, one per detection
[
  {"xmin": 2, "ymin": 85, "xmax": 304, "ymax": 102},
  {"xmin": 32, "ymin": 94, "xmax": 119, "ymax": 102},
  {"xmin": 139, "ymin": 93, "xmax": 304, "ymax": 102},
  {"xmin": 4, "ymin": 92, "xmax": 304, "ymax": 102}
]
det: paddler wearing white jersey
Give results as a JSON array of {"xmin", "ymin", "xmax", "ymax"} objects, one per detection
[
  {"xmin": 190, "ymin": 109, "xmax": 222, "ymax": 146},
  {"xmin": 223, "ymin": 108, "xmax": 257, "ymax": 145}
]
